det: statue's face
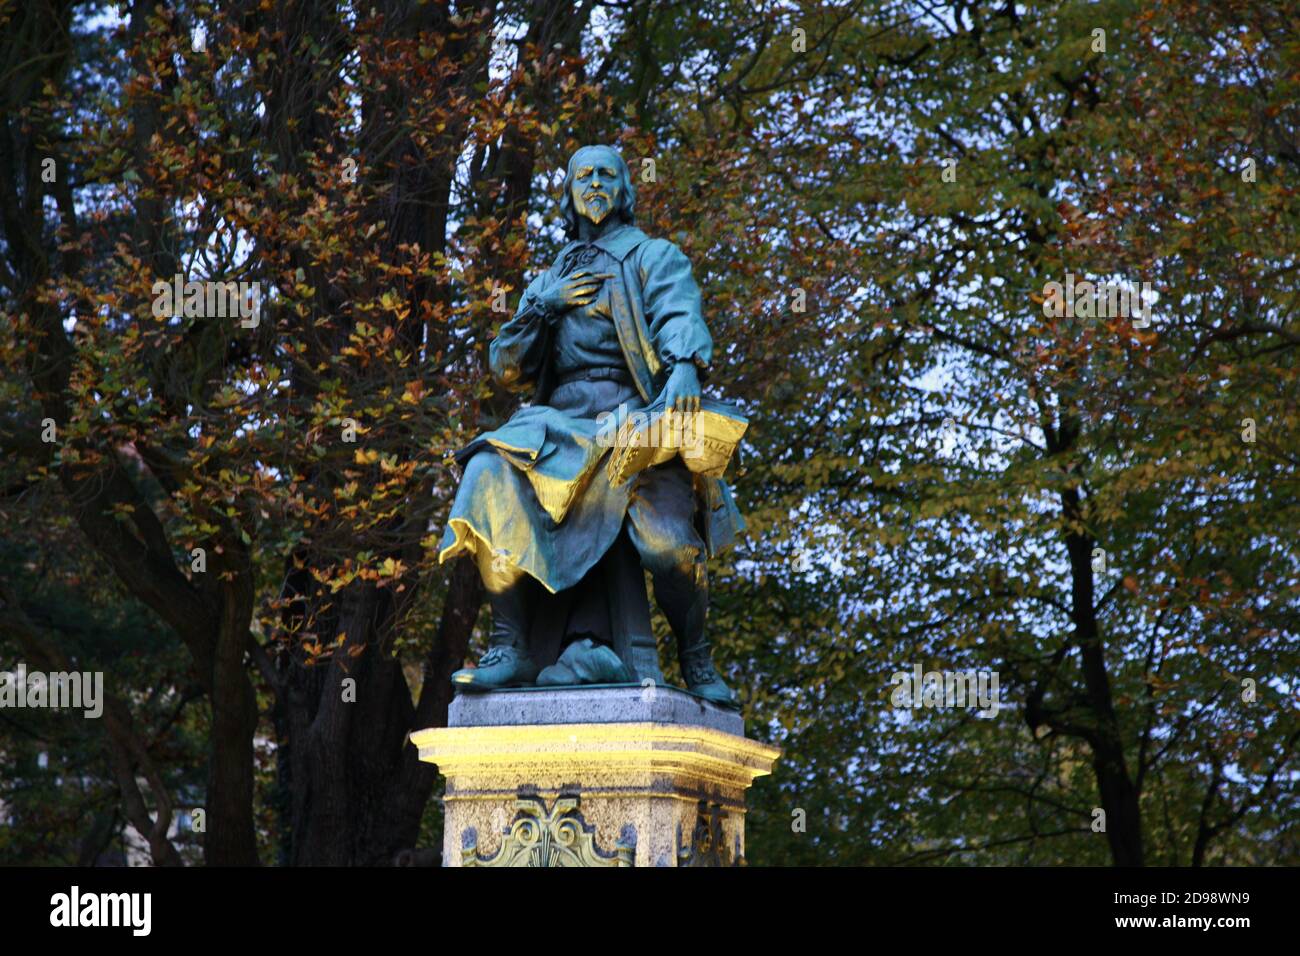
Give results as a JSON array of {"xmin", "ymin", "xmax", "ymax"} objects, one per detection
[{"xmin": 569, "ymin": 149, "xmax": 622, "ymax": 227}]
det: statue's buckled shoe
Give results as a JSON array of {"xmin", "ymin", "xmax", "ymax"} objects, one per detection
[
  {"xmin": 452, "ymin": 645, "xmax": 540, "ymax": 691},
  {"xmin": 680, "ymin": 647, "xmax": 739, "ymax": 709}
]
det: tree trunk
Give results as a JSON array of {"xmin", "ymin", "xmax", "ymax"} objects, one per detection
[{"xmin": 1060, "ymin": 457, "xmax": 1144, "ymax": 866}]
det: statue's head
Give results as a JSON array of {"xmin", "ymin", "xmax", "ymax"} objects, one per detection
[{"xmin": 560, "ymin": 145, "xmax": 635, "ymax": 238}]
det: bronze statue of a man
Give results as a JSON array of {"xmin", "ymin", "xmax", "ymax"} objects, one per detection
[{"xmin": 437, "ymin": 144, "xmax": 744, "ymax": 708}]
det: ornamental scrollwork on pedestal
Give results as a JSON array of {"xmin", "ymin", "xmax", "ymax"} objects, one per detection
[
  {"xmin": 678, "ymin": 799, "xmax": 745, "ymax": 867},
  {"xmin": 463, "ymin": 793, "xmax": 634, "ymax": 868}
]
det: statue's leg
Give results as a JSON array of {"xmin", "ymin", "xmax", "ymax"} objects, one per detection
[
  {"xmin": 626, "ymin": 462, "xmax": 739, "ymax": 709},
  {"xmin": 450, "ymin": 451, "xmax": 541, "ymax": 691},
  {"xmin": 475, "ymin": 545, "xmax": 534, "ymax": 647}
]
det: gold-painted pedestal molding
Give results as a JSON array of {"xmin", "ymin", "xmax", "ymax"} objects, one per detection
[{"xmin": 410, "ymin": 686, "xmax": 781, "ymax": 867}]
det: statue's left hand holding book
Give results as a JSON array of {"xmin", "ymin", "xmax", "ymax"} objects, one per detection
[{"xmin": 603, "ymin": 396, "xmax": 748, "ymax": 487}]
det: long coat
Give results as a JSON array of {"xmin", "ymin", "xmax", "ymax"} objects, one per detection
[{"xmin": 438, "ymin": 222, "xmax": 744, "ymax": 591}]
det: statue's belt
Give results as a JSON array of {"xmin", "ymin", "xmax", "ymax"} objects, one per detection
[{"xmin": 555, "ymin": 366, "xmax": 634, "ymax": 387}]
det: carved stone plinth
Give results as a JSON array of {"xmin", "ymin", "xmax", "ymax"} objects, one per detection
[{"xmin": 410, "ymin": 685, "xmax": 781, "ymax": 867}]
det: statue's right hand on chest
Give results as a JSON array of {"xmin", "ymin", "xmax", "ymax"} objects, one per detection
[{"xmin": 535, "ymin": 270, "xmax": 615, "ymax": 322}]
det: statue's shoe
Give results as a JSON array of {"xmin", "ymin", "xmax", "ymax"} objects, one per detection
[
  {"xmin": 681, "ymin": 648, "xmax": 740, "ymax": 710},
  {"xmin": 536, "ymin": 638, "xmax": 632, "ymax": 686},
  {"xmin": 452, "ymin": 645, "xmax": 540, "ymax": 691}
]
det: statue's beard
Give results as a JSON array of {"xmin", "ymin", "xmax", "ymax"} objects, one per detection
[{"xmin": 579, "ymin": 193, "xmax": 611, "ymax": 225}]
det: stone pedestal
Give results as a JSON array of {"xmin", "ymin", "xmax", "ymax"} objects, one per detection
[{"xmin": 410, "ymin": 685, "xmax": 780, "ymax": 867}]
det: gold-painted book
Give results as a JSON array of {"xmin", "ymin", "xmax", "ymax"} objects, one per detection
[{"xmin": 603, "ymin": 397, "xmax": 748, "ymax": 486}]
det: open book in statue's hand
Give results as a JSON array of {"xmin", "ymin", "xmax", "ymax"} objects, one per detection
[{"xmin": 602, "ymin": 396, "xmax": 748, "ymax": 486}]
